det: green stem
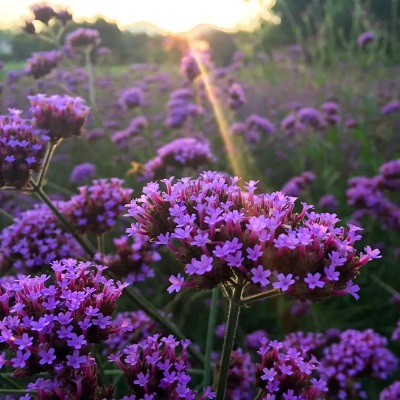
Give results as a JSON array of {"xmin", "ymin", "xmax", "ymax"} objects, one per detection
[
  {"xmin": 0, "ymin": 389, "xmax": 33, "ymax": 393},
  {"xmin": 37, "ymin": 142, "xmax": 59, "ymax": 188},
  {"xmin": 0, "ymin": 208, "xmax": 14, "ymax": 222},
  {"xmin": 215, "ymin": 284, "xmax": 243, "ymax": 400},
  {"xmin": 392, "ymin": 0, "xmax": 398, "ymax": 56},
  {"xmin": 45, "ymin": 181, "xmax": 75, "ymax": 195},
  {"xmin": 84, "ymin": 49, "xmax": 97, "ymax": 111},
  {"xmin": 240, "ymin": 289, "xmax": 282, "ymax": 307},
  {"xmin": 253, "ymin": 389, "xmax": 263, "ymax": 400},
  {"xmin": 372, "ymin": 274, "xmax": 399, "ymax": 296},
  {"xmin": 97, "ymin": 234, "xmax": 105, "ymax": 255},
  {"xmin": 0, "ymin": 375, "xmax": 26, "ymax": 390},
  {"xmin": 203, "ymin": 286, "xmax": 220, "ymax": 388},
  {"xmin": 30, "ymin": 180, "xmax": 96, "ymax": 257}
]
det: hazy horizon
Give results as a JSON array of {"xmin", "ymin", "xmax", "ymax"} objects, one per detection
[{"xmin": 0, "ymin": 0, "xmax": 278, "ymax": 34}]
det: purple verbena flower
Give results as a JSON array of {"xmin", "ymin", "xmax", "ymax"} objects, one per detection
[
  {"xmin": 255, "ymin": 338, "xmax": 327, "ymax": 399},
  {"xmin": 380, "ymin": 381, "xmax": 400, "ymax": 399},
  {"xmin": 65, "ymin": 28, "xmax": 101, "ymax": 48},
  {"xmin": 0, "ymin": 203, "xmax": 82, "ymax": 272},
  {"xmin": 0, "ymin": 258, "xmax": 127, "ymax": 397},
  {"xmin": 0, "ymin": 109, "xmax": 49, "ymax": 189},
  {"xmin": 126, "ymin": 171, "xmax": 380, "ymax": 301},
  {"xmin": 97, "ymin": 234, "xmax": 160, "ymax": 284},
  {"xmin": 69, "ymin": 162, "xmax": 96, "ymax": 184},
  {"xmin": 29, "ymin": 94, "xmax": 90, "ymax": 141},
  {"xmin": 25, "ymin": 50, "xmax": 61, "ymax": 79},
  {"xmin": 67, "ymin": 178, "xmax": 133, "ymax": 235}
]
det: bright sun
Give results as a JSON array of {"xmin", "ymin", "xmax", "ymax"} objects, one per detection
[{"xmin": 0, "ymin": 0, "xmax": 277, "ymax": 33}]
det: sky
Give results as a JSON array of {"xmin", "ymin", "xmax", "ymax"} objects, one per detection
[{"xmin": 0, "ymin": 0, "xmax": 277, "ymax": 33}]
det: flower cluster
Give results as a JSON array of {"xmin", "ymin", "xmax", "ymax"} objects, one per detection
[
  {"xmin": 231, "ymin": 114, "xmax": 275, "ymax": 144},
  {"xmin": 282, "ymin": 331, "xmax": 329, "ymax": 354},
  {"xmin": 0, "ymin": 259, "xmax": 128, "ymax": 398},
  {"xmin": 28, "ymin": 94, "xmax": 90, "ymax": 142},
  {"xmin": 98, "ymin": 234, "xmax": 160, "ymax": 284},
  {"xmin": 111, "ymin": 116, "xmax": 148, "ymax": 149},
  {"xmin": 165, "ymin": 88, "xmax": 200, "ymax": 129},
  {"xmin": 67, "ymin": 178, "xmax": 133, "ymax": 235},
  {"xmin": 25, "ymin": 50, "xmax": 62, "ymax": 79},
  {"xmin": 55, "ymin": 9, "xmax": 73, "ymax": 25},
  {"xmin": 281, "ymin": 107, "xmax": 327, "ymax": 132},
  {"xmin": 0, "ymin": 109, "xmax": 49, "ymax": 189},
  {"xmin": 380, "ymin": 381, "xmax": 400, "ymax": 399},
  {"xmin": 320, "ymin": 101, "xmax": 340, "ymax": 125},
  {"xmin": 318, "ymin": 195, "xmax": 338, "ymax": 213},
  {"xmin": 281, "ymin": 171, "xmax": 315, "ymax": 197},
  {"xmin": 141, "ymin": 138, "xmax": 216, "ymax": 180},
  {"xmin": 228, "ymin": 82, "xmax": 246, "ymax": 110},
  {"xmin": 69, "ymin": 162, "xmax": 96, "ymax": 184},
  {"xmin": 104, "ymin": 310, "xmax": 160, "ymax": 355},
  {"xmin": 180, "ymin": 54, "xmax": 201, "ymax": 82},
  {"xmin": 110, "ymin": 334, "xmax": 215, "ymax": 399},
  {"xmin": 392, "ymin": 320, "xmax": 400, "ymax": 341},
  {"xmin": 347, "ymin": 159, "xmax": 400, "ymax": 231},
  {"xmin": 0, "ymin": 203, "xmax": 82, "ymax": 272},
  {"xmin": 31, "ymin": 3, "xmax": 56, "ymax": 24},
  {"xmin": 381, "ymin": 100, "xmax": 400, "ymax": 116},
  {"xmin": 65, "ymin": 28, "xmax": 101, "ymax": 49},
  {"xmin": 255, "ymin": 338, "xmax": 327, "ymax": 399},
  {"xmin": 357, "ymin": 31, "xmax": 375, "ymax": 47},
  {"xmin": 318, "ymin": 329, "xmax": 398, "ymax": 399},
  {"xmin": 127, "ymin": 171, "xmax": 380, "ymax": 301},
  {"xmin": 119, "ymin": 87, "xmax": 145, "ymax": 110}
]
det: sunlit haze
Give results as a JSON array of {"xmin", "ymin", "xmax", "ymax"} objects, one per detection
[{"xmin": 0, "ymin": 0, "xmax": 278, "ymax": 33}]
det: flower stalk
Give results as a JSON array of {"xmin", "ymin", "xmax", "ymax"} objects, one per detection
[
  {"xmin": 203, "ymin": 286, "xmax": 220, "ymax": 388},
  {"xmin": 215, "ymin": 282, "xmax": 244, "ymax": 400}
]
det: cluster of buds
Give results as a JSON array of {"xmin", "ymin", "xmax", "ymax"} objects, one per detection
[
  {"xmin": 29, "ymin": 94, "xmax": 90, "ymax": 142},
  {"xmin": 110, "ymin": 334, "xmax": 215, "ymax": 399},
  {"xmin": 67, "ymin": 178, "xmax": 133, "ymax": 235},
  {"xmin": 126, "ymin": 171, "xmax": 380, "ymax": 302},
  {"xmin": 25, "ymin": 50, "xmax": 62, "ymax": 79},
  {"xmin": 0, "ymin": 109, "xmax": 49, "ymax": 189},
  {"xmin": 141, "ymin": 137, "xmax": 216, "ymax": 180},
  {"xmin": 0, "ymin": 259, "xmax": 128, "ymax": 398}
]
